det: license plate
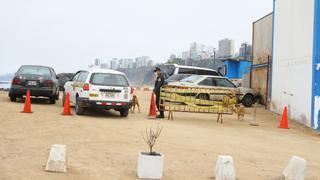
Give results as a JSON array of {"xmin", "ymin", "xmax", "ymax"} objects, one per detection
[{"xmin": 27, "ymin": 81, "xmax": 37, "ymax": 86}]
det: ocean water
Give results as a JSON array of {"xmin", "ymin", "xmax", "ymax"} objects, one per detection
[{"xmin": 0, "ymin": 82, "xmax": 10, "ymax": 89}]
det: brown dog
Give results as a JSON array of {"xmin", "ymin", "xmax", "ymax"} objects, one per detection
[
  {"xmin": 130, "ymin": 94, "xmax": 140, "ymax": 113},
  {"xmin": 234, "ymin": 104, "xmax": 245, "ymax": 121}
]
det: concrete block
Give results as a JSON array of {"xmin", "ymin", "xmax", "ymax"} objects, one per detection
[
  {"xmin": 137, "ymin": 152, "xmax": 164, "ymax": 179},
  {"xmin": 283, "ymin": 156, "xmax": 306, "ymax": 180},
  {"xmin": 45, "ymin": 144, "xmax": 67, "ymax": 173},
  {"xmin": 215, "ymin": 155, "xmax": 236, "ymax": 180}
]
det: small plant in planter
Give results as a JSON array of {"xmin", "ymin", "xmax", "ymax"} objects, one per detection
[{"xmin": 137, "ymin": 125, "xmax": 164, "ymax": 179}]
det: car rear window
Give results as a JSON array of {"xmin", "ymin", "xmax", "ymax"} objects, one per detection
[
  {"xmin": 197, "ymin": 69, "xmax": 219, "ymax": 76},
  {"xmin": 90, "ymin": 73, "xmax": 129, "ymax": 87},
  {"xmin": 164, "ymin": 65, "xmax": 176, "ymax": 76},
  {"xmin": 180, "ymin": 75, "xmax": 203, "ymax": 83},
  {"xmin": 178, "ymin": 68, "xmax": 197, "ymax": 74},
  {"xmin": 18, "ymin": 66, "xmax": 52, "ymax": 76},
  {"xmin": 167, "ymin": 74, "xmax": 191, "ymax": 81}
]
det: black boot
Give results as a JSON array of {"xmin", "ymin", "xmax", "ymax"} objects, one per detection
[{"xmin": 157, "ymin": 111, "xmax": 165, "ymax": 118}]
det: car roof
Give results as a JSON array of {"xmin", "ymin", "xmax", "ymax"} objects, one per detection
[
  {"xmin": 187, "ymin": 74, "xmax": 227, "ymax": 79},
  {"xmin": 164, "ymin": 64, "xmax": 217, "ymax": 72},
  {"xmin": 83, "ymin": 68, "xmax": 125, "ymax": 75},
  {"xmin": 170, "ymin": 73, "xmax": 191, "ymax": 76},
  {"xmin": 20, "ymin": 65, "xmax": 54, "ymax": 69}
]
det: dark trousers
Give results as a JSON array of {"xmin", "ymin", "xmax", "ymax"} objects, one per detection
[{"xmin": 155, "ymin": 93, "xmax": 164, "ymax": 116}]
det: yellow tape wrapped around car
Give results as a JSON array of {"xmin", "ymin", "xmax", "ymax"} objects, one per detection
[{"xmin": 160, "ymin": 85, "xmax": 237, "ymax": 114}]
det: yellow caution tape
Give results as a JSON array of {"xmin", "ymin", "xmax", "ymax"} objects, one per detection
[{"xmin": 160, "ymin": 85, "xmax": 237, "ymax": 114}]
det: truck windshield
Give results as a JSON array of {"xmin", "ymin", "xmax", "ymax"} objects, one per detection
[{"xmin": 90, "ymin": 73, "xmax": 129, "ymax": 87}]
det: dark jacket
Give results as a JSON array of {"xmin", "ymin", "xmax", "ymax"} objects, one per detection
[{"xmin": 153, "ymin": 73, "xmax": 165, "ymax": 95}]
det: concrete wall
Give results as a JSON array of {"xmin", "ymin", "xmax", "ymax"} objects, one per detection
[
  {"xmin": 251, "ymin": 13, "xmax": 273, "ymax": 104},
  {"xmin": 271, "ymin": 0, "xmax": 315, "ymax": 127},
  {"xmin": 253, "ymin": 13, "xmax": 273, "ymax": 65}
]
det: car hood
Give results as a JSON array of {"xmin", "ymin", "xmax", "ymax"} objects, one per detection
[{"xmin": 237, "ymin": 87, "xmax": 258, "ymax": 95}]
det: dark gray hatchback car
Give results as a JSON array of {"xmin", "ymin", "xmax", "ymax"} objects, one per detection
[{"xmin": 9, "ymin": 65, "xmax": 60, "ymax": 104}]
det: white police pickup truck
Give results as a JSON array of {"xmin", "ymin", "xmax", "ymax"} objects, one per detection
[{"xmin": 63, "ymin": 68, "xmax": 133, "ymax": 117}]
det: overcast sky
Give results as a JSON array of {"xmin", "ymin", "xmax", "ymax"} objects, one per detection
[{"xmin": 0, "ymin": 0, "xmax": 272, "ymax": 74}]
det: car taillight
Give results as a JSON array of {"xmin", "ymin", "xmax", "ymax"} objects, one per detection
[
  {"xmin": 12, "ymin": 77, "xmax": 21, "ymax": 85},
  {"xmin": 83, "ymin": 83, "xmax": 90, "ymax": 91},
  {"xmin": 130, "ymin": 86, "xmax": 134, "ymax": 94},
  {"xmin": 43, "ymin": 80, "xmax": 53, "ymax": 87}
]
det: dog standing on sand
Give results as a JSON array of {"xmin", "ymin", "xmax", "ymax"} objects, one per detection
[
  {"xmin": 130, "ymin": 94, "xmax": 141, "ymax": 113},
  {"xmin": 234, "ymin": 104, "xmax": 245, "ymax": 121}
]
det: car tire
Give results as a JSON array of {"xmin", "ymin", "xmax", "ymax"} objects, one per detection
[
  {"xmin": 10, "ymin": 95, "xmax": 17, "ymax": 102},
  {"xmin": 55, "ymin": 91, "xmax": 59, "ymax": 100},
  {"xmin": 75, "ymin": 97, "xmax": 84, "ymax": 115},
  {"xmin": 197, "ymin": 93, "xmax": 210, "ymax": 100},
  {"xmin": 120, "ymin": 108, "xmax": 129, "ymax": 117},
  {"xmin": 242, "ymin": 94, "xmax": 254, "ymax": 107},
  {"xmin": 50, "ymin": 95, "xmax": 56, "ymax": 104}
]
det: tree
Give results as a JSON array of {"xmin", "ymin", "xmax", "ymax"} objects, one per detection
[{"xmin": 141, "ymin": 125, "xmax": 163, "ymax": 155}]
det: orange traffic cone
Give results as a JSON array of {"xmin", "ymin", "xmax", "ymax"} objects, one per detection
[
  {"xmin": 62, "ymin": 92, "xmax": 72, "ymax": 115},
  {"xmin": 21, "ymin": 90, "xmax": 32, "ymax": 113},
  {"xmin": 148, "ymin": 93, "xmax": 157, "ymax": 119},
  {"xmin": 279, "ymin": 106, "xmax": 289, "ymax": 129}
]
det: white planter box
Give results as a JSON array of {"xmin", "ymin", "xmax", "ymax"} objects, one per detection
[
  {"xmin": 45, "ymin": 144, "xmax": 67, "ymax": 173},
  {"xmin": 215, "ymin": 155, "xmax": 236, "ymax": 180},
  {"xmin": 283, "ymin": 156, "xmax": 306, "ymax": 180},
  {"xmin": 137, "ymin": 152, "xmax": 164, "ymax": 179}
]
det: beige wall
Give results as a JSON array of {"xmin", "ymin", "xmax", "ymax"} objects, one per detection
[
  {"xmin": 251, "ymin": 13, "xmax": 273, "ymax": 105},
  {"xmin": 252, "ymin": 13, "xmax": 273, "ymax": 65}
]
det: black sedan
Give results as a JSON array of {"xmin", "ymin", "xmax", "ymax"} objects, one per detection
[{"xmin": 9, "ymin": 65, "xmax": 60, "ymax": 104}]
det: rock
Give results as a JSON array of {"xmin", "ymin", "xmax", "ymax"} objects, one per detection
[
  {"xmin": 283, "ymin": 156, "xmax": 306, "ymax": 180},
  {"xmin": 45, "ymin": 144, "xmax": 67, "ymax": 173},
  {"xmin": 215, "ymin": 155, "xmax": 236, "ymax": 180}
]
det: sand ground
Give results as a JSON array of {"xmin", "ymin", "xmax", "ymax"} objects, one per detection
[{"xmin": 0, "ymin": 90, "xmax": 319, "ymax": 180}]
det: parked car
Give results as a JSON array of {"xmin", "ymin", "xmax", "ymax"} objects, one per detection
[
  {"xmin": 163, "ymin": 64, "xmax": 220, "ymax": 78},
  {"xmin": 63, "ymin": 68, "xmax": 133, "ymax": 117},
  {"xmin": 57, "ymin": 73, "xmax": 74, "ymax": 91},
  {"xmin": 9, "ymin": 65, "xmax": 60, "ymax": 104},
  {"xmin": 168, "ymin": 75, "xmax": 258, "ymax": 107},
  {"xmin": 164, "ymin": 74, "xmax": 192, "ymax": 85}
]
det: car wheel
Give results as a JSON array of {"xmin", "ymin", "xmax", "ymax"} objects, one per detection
[
  {"xmin": 75, "ymin": 97, "xmax": 84, "ymax": 115},
  {"xmin": 50, "ymin": 96, "xmax": 56, "ymax": 104},
  {"xmin": 242, "ymin": 94, "xmax": 254, "ymax": 107},
  {"xmin": 197, "ymin": 93, "xmax": 209, "ymax": 100},
  {"xmin": 55, "ymin": 91, "xmax": 60, "ymax": 100},
  {"xmin": 120, "ymin": 108, "xmax": 129, "ymax": 117},
  {"xmin": 10, "ymin": 95, "xmax": 17, "ymax": 102}
]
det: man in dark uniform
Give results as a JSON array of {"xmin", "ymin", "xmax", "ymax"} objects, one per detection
[{"xmin": 153, "ymin": 67, "xmax": 165, "ymax": 118}]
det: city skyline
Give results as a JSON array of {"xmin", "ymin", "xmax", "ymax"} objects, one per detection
[{"xmin": 91, "ymin": 56, "xmax": 154, "ymax": 70}]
